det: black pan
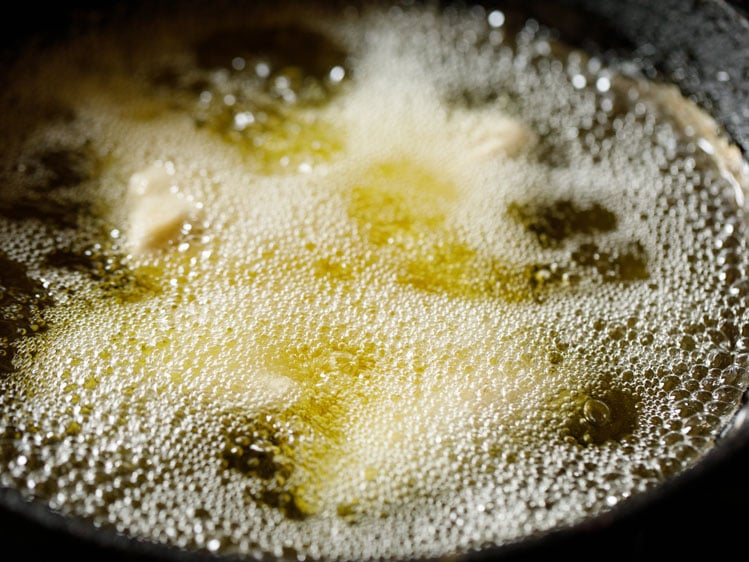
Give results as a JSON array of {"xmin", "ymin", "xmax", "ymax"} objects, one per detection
[{"xmin": 1, "ymin": 1, "xmax": 748, "ymax": 561}]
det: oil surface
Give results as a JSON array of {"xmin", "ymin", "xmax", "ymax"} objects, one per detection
[{"xmin": 1, "ymin": 2, "xmax": 748, "ymax": 561}]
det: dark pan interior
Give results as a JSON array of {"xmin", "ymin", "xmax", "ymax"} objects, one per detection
[{"xmin": 1, "ymin": 1, "xmax": 749, "ymax": 561}]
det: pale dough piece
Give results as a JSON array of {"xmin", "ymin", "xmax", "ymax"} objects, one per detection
[
  {"xmin": 451, "ymin": 108, "xmax": 537, "ymax": 160},
  {"xmin": 126, "ymin": 162, "xmax": 201, "ymax": 255}
]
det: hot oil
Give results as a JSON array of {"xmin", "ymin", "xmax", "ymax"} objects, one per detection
[{"xmin": 0, "ymin": 1, "xmax": 748, "ymax": 561}]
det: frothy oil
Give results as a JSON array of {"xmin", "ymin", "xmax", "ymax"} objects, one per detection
[{"xmin": 1, "ymin": 2, "xmax": 748, "ymax": 561}]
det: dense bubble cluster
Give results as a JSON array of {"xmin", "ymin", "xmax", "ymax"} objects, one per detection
[{"xmin": 1, "ymin": 1, "xmax": 749, "ymax": 561}]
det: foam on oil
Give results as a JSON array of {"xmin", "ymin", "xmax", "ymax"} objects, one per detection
[{"xmin": 1, "ymin": 2, "xmax": 748, "ymax": 561}]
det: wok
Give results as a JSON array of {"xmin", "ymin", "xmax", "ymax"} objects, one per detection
[{"xmin": 1, "ymin": 1, "xmax": 748, "ymax": 561}]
